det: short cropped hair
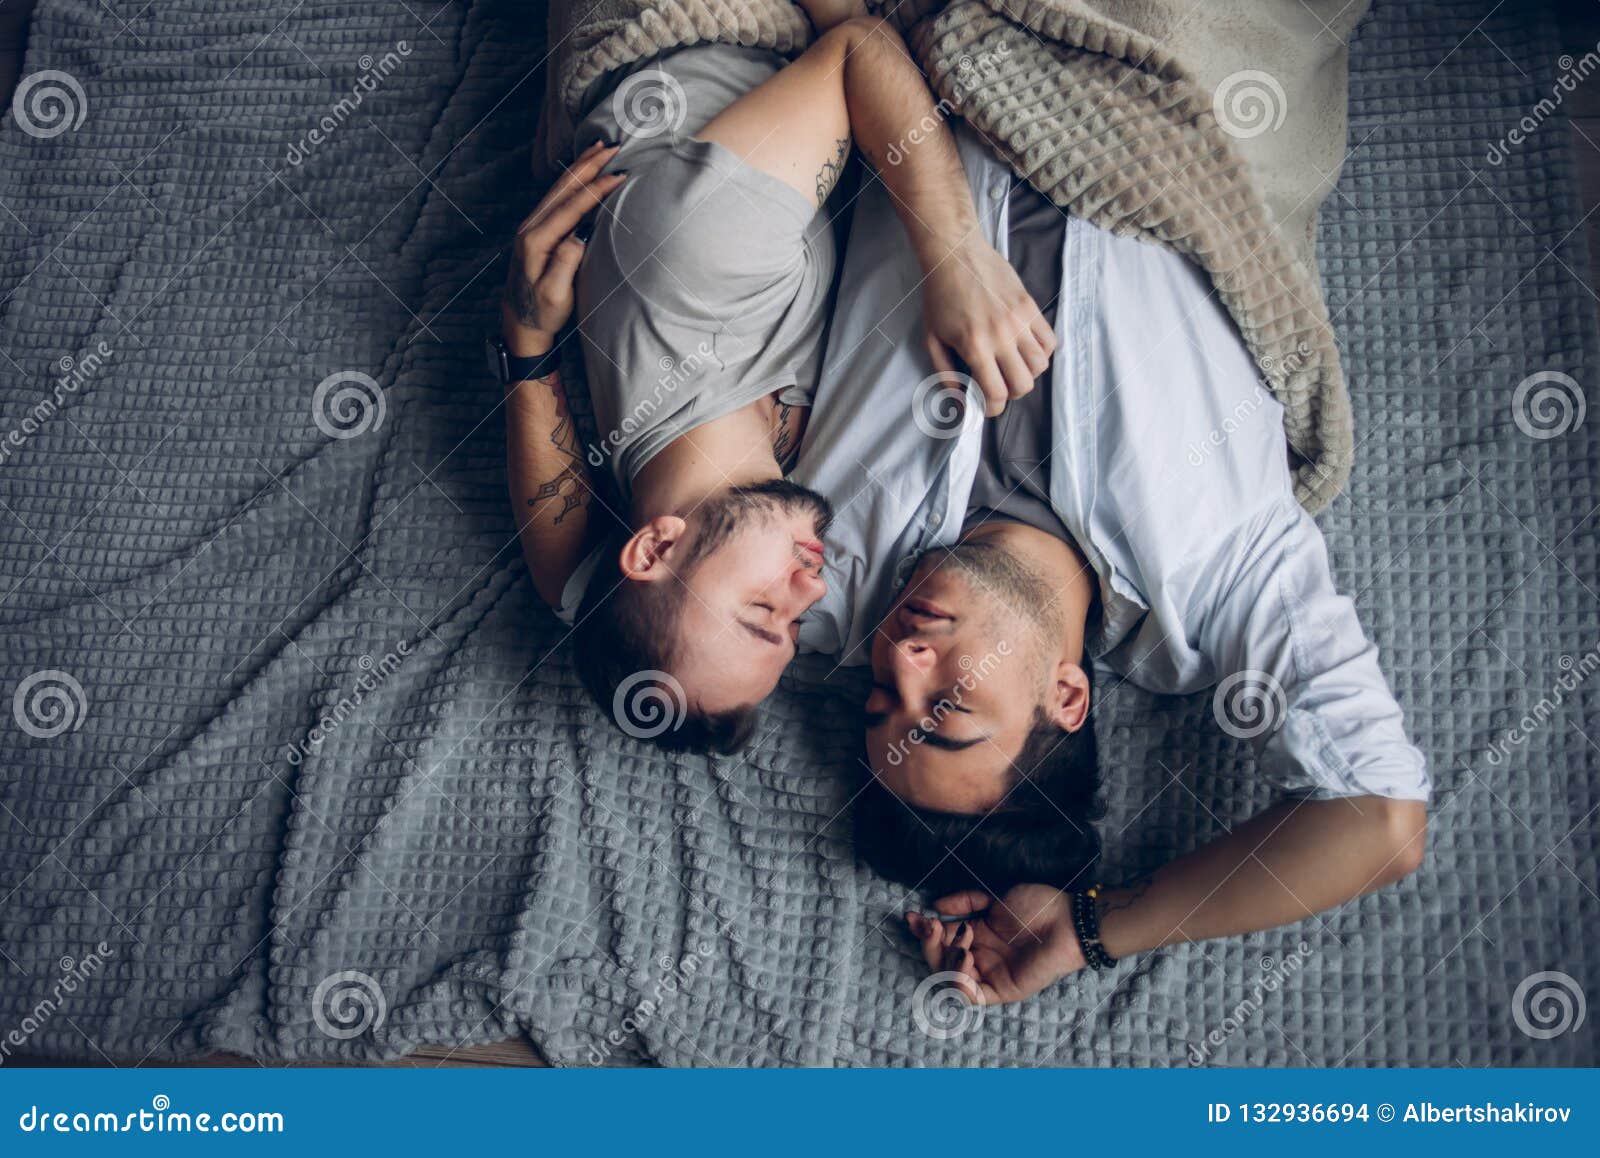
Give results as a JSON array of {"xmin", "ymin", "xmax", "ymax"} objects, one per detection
[
  {"xmin": 854, "ymin": 671, "xmax": 1103, "ymax": 897},
  {"xmin": 570, "ymin": 531, "xmax": 757, "ymax": 756}
]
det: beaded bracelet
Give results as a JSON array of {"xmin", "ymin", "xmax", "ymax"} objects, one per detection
[{"xmin": 1070, "ymin": 885, "xmax": 1119, "ymax": 971}]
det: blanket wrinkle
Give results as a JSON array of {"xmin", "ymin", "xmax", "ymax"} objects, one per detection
[
  {"xmin": 1, "ymin": 0, "xmax": 1594, "ymax": 1068},
  {"xmin": 542, "ymin": 0, "xmax": 1363, "ymax": 509}
]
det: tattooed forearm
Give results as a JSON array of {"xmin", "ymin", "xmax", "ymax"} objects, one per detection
[
  {"xmin": 1095, "ymin": 873, "xmax": 1155, "ymax": 925},
  {"xmin": 815, "ymin": 136, "xmax": 850, "ymax": 205},
  {"xmin": 520, "ymin": 369, "xmax": 591, "ymax": 526}
]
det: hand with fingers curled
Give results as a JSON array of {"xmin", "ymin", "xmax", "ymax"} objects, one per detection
[
  {"xmin": 905, "ymin": 883, "xmax": 1086, "ymax": 1007},
  {"xmin": 502, "ymin": 140, "xmax": 628, "ymax": 356},
  {"xmin": 921, "ymin": 237, "xmax": 1056, "ymax": 419}
]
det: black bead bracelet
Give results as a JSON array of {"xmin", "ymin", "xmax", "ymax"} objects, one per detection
[{"xmin": 1070, "ymin": 886, "xmax": 1119, "ymax": 971}]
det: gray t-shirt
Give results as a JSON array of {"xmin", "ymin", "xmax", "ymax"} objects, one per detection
[{"xmin": 572, "ymin": 45, "xmax": 837, "ymax": 496}]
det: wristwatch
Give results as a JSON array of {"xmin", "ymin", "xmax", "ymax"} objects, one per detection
[{"xmin": 485, "ymin": 333, "xmax": 563, "ymax": 384}]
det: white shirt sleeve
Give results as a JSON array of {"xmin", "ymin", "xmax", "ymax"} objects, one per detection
[{"xmin": 1191, "ymin": 496, "xmax": 1431, "ymax": 802}]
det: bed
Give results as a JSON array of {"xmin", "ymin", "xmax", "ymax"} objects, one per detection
[{"xmin": 0, "ymin": 0, "xmax": 1595, "ymax": 1066}]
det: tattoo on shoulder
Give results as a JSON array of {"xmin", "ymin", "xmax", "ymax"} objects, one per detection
[
  {"xmin": 815, "ymin": 137, "xmax": 850, "ymax": 205},
  {"xmin": 524, "ymin": 370, "xmax": 592, "ymax": 526}
]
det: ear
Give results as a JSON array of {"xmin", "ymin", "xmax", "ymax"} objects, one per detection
[
  {"xmin": 1042, "ymin": 660, "xmax": 1091, "ymax": 733},
  {"xmin": 617, "ymin": 515, "xmax": 689, "ymax": 582}
]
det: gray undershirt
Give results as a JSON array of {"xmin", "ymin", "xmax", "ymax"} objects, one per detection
[{"xmin": 963, "ymin": 179, "xmax": 1073, "ymax": 544}]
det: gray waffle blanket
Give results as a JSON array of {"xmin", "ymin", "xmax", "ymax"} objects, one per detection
[{"xmin": 1, "ymin": 0, "xmax": 1595, "ymax": 1066}]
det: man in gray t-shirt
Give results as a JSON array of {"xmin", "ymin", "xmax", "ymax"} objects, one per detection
[{"xmin": 498, "ymin": 3, "xmax": 1054, "ymax": 752}]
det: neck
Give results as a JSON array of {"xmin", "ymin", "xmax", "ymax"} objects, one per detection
[
  {"xmin": 960, "ymin": 520, "xmax": 1095, "ymax": 662},
  {"xmin": 629, "ymin": 402, "xmax": 782, "ymax": 523}
]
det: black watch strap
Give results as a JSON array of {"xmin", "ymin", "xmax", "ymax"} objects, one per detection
[{"xmin": 487, "ymin": 334, "xmax": 564, "ymax": 384}]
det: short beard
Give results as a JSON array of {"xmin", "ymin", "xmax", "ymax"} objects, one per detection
[
  {"xmin": 680, "ymin": 478, "xmax": 834, "ymax": 570},
  {"xmin": 911, "ymin": 538, "xmax": 1060, "ymax": 635}
]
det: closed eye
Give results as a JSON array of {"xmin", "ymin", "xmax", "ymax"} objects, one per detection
[{"xmin": 738, "ymin": 621, "xmax": 785, "ymax": 646}]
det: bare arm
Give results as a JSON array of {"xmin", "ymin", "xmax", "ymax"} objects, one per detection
[
  {"xmin": 908, "ymin": 797, "xmax": 1426, "ymax": 1006},
  {"xmin": 502, "ymin": 143, "xmax": 626, "ymax": 609},
  {"xmin": 696, "ymin": 16, "xmax": 1053, "ymax": 414},
  {"xmin": 794, "ymin": 0, "xmax": 869, "ymax": 33}
]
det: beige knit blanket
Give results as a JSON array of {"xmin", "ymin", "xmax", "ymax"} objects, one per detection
[{"xmin": 537, "ymin": 0, "xmax": 1367, "ymax": 511}]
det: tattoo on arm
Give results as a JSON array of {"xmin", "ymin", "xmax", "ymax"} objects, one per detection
[
  {"xmin": 815, "ymin": 137, "xmax": 850, "ymax": 205},
  {"xmin": 506, "ymin": 263, "xmax": 544, "ymax": 331},
  {"xmin": 772, "ymin": 402, "xmax": 801, "ymax": 472},
  {"xmin": 1095, "ymin": 873, "xmax": 1154, "ymax": 925},
  {"xmin": 523, "ymin": 369, "xmax": 591, "ymax": 525}
]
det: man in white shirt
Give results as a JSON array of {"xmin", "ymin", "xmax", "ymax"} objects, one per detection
[{"xmin": 791, "ymin": 122, "xmax": 1430, "ymax": 1006}]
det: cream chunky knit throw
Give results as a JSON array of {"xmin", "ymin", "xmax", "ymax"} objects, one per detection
[{"xmin": 539, "ymin": 0, "xmax": 1367, "ymax": 511}]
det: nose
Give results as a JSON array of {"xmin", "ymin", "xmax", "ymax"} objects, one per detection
[
  {"xmin": 791, "ymin": 561, "xmax": 826, "ymax": 602},
  {"xmin": 889, "ymin": 636, "xmax": 938, "ymax": 678}
]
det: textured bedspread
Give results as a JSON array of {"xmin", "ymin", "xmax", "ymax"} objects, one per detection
[{"xmin": 1, "ymin": 0, "xmax": 1596, "ymax": 1066}]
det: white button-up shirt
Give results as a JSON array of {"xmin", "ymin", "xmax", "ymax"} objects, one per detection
[{"xmin": 793, "ymin": 126, "xmax": 1429, "ymax": 803}]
